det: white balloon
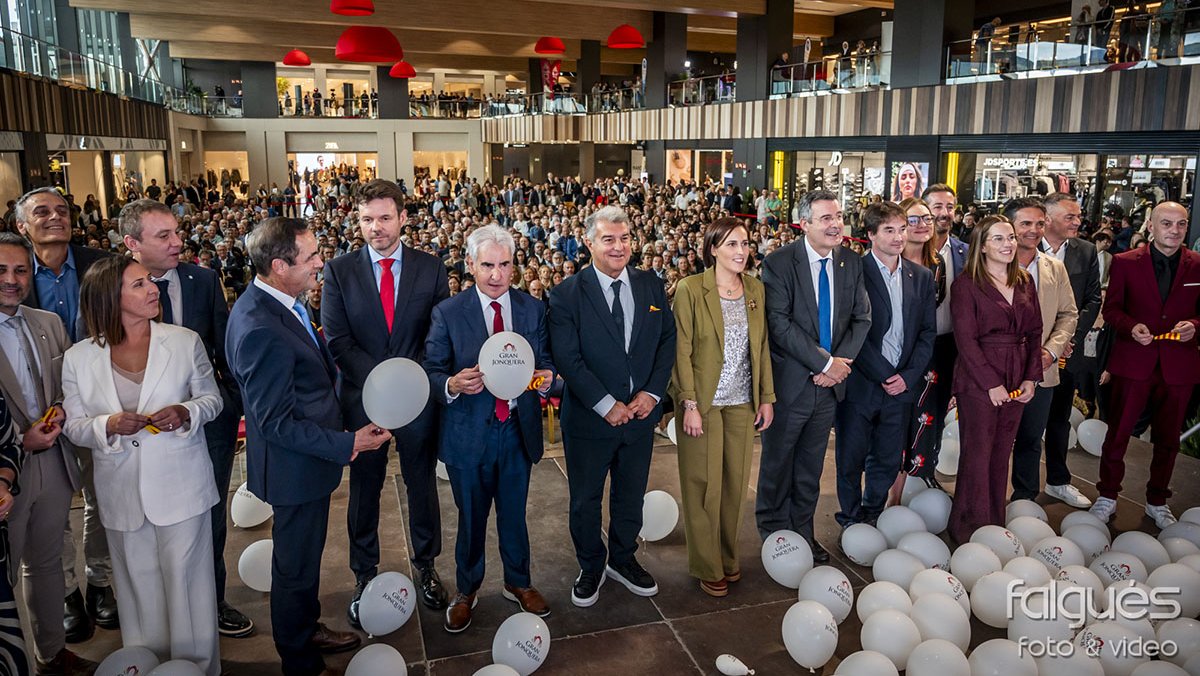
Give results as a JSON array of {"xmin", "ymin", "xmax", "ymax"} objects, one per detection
[
  {"xmin": 359, "ymin": 572, "xmax": 417, "ymax": 637},
  {"xmin": 971, "ymin": 571, "xmax": 1019, "ymax": 628},
  {"xmin": 872, "ymin": 549, "xmax": 926, "ymax": 589},
  {"xmin": 1035, "ymin": 649, "xmax": 1105, "ymax": 676},
  {"xmin": 666, "ymin": 417, "xmax": 678, "ymax": 446},
  {"xmin": 1164, "ymin": 538, "xmax": 1200, "ymax": 563},
  {"xmin": 1131, "ymin": 663, "xmax": 1190, "ymax": 676},
  {"xmin": 1004, "ymin": 556, "xmax": 1053, "ymax": 587},
  {"xmin": 714, "ymin": 654, "xmax": 754, "ymax": 676},
  {"xmin": 1056, "ymin": 564, "xmax": 1108, "ymax": 608},
  {"xmin": 877, "ymin": 506, "xmax": 927, "ymax": 548},
  {"xmin": 97, "ymin": 646, "xmax": 161, "ymax": 676},
  {"xmin": 436, "ymin": 460, "xmax": 449, "ymax": 481},
  {"xmin": 1113, "ymin": 531, "xmax": 1172, "ymax": 572},
  {"xmin": 1061, "ymin": 510, "xmax": 1109, "ymax": 534},
  {"xmin": 944, "ymin": 408, "xmax": 958, "ymax": 426},
  {"xmin": 473, "ymin": 666, "xmax": 521, "ymax": 676},
  {"xmin": 951, "ymin": 542, "xmax": 1003, "ymax": 592},
  {"xmin": 909, "ymin": 593, "xmax": 971, "ymax": 651},
  {"xmin": 1183, "ymin": 508, "xmax": 1200, "ymax": 526},
  {"xmin": 909, "ymin": 569, "xmax": 969, "ymax": 614},
  {"xmin": 1007, "ymin": 587, "xmax": 1077, "ymax": 645},
  {"xmin": 147, "ymin": 661, "xmax": 204, "ymax": 676},
  {"xmin": 1091, "ymin": 550, "xmax": 1150, "ymax": 584},
  {"xmin": 905, "ymin": 639, "xmax": 969, "ymax": 676},
  {"xmin": 1006, "ymin": 500, "xmax": 1049, "ymax": 524},
  {"xmin": 968, "ymin": 639, "xmax": 1038, "ymax": 676},
  {"xmin": 1162, "ymin": 522, "xmax": 1200, "ymax": 549},
  {"xmin": 1181, "ymin": 555, "xmax": 1200, "ymax": 574},
  {"xmin": 1148, "ymin": 563, "xmax": 1200, "ymax": 619},
  {"xmin": 1077, "ymin": 419, "xmax": 1108, "ymax": 457},
  {"xmin": 1158, "ymin": 618, "xmax": 1200, "ymax": 667},
  {"xmin": 781, "ymin": 600, "xmax": 838, "ymax": 670},
  {"xmin": 909, "ymin": 489, "xmax": 953, "ymax": 534},
  {"xmin": 971, "ymin": 525, "xmax": 1027, "ymax": 564},
  {"xmin": 856, "ymin": 580, "xmax": 913, "ymax": 623},
  {"xmin": 861, "ymin": 608, "xmax": 922, "ymax": 670},
  {"xmin": 1186, "ymin": 653, "xmax": 1200, "ymax": 676},
  {"xmin": 944, "ymin": 419, "xmax": 959, "ymax": 440},
  {"xmin": 1008, "ymin": 516, "xmax": 1057, "ymax": 552},
  {"xmin": 1063, "ymin": 524, "xmax": 1112, "ymax": 565},
  {"xmin": 230, "ymin": 482, "xmax": 272, "ymax": 528},
  {"xmin": 834, "ymin": 650, "xmax": 899, "ymax": 676},
  {"xmin": 936, "ymin": 438, "xmax": 960, "ymax": 476},
  {"xmin": 492, "ymin": 612, "xmax": 550, "ymax": 676},
  {"xmin": 1031, "ymin": 536, "xmax": 1087, "ymax": 574},
  {"xmin": 479, "ymin": 332, "xmax": 536, "ymax": 401},
  {"xmin": 639, "ymin": 491, "xmax": 679, "ymax": 541},
  {"xmin": 841, "ymin": 523, "xmax": 888, "ymax": 566},
  {"xmin": 900, "ymin": 475, "xmax": 929, "ymax": 506},
  {"xmin": 1070, "ymin": 407, "xmax": 1086, "ymax": 430},
  {"xmin": 1070, "ymin": 427, "xmax": 1079, "ymax": 450},
  {"xmin": 1077, "ymin": 621, "xmax": 1150, "ymax": 676},
  {"xmin": 347, "ymin": 644, "xmax": 407, "ymax": 676},
  {"xmin": 238, "ymin": 539, "xmax": 273, "ymax": 593},
  {"xmin": 897, "ymin": 531, "xmax": 951, "ymax": 570},
  {"xmin": 362, "ymin": 358, "xmax": 430, "ymax": 429},
  {"xmin": 797, "ymin": 565, "xmax": 854, "ymax": 624},
  {"xmin": 761, "ymin": 530, "xmax": 814, "ymax": 589}
]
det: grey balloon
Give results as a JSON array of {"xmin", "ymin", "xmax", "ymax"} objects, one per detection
[{"xmin": 363, "ymin": 358, "xmax": 431, "ymax": 429}]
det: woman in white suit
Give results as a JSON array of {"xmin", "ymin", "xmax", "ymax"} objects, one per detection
[{"xmin": 61, "ymin": 256, "xmax": 223, "ymax": 675}]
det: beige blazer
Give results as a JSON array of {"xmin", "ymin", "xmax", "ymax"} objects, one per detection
[
  {"xmin": 670, "ymin": 268, "xmax": 775, "ymax": 415},
  {"xmin": 1033, "ymin": 253, "xmax": 1079, "ymax": 388}
]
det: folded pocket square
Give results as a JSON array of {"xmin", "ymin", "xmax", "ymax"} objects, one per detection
[{"xmin": 1185, "ymin": 283, "xmax": 1200, "ymax": 287}]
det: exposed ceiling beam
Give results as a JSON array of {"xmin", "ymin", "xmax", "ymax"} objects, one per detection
[
  {"xmin": 170, "ymin": 42, "xmax": 534, "ymax": 75},
  {"xmin": 687, "ymin": 13, "xmax": 834, "ymax": 37}
]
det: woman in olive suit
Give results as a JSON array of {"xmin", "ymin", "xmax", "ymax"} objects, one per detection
[{"xmin": 671, "ymin": 217, "xmax": 775, "ymax": 597}]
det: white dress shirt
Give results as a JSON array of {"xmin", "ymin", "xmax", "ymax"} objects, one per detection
[
  {"xmin": 1023, "ymin": 254, "xmax": 1041, "ymax": 290},
  {"xmin": 591, "ymin": 265, "xmax": 659, "ymax": 417},
  {"xmin": 253, "ymin": 277, "xmax": 306, "ymax": 329},
  {"xmin": 1042, "ymin": 237, "xmax": 1069, "ymax": 262},
  {"xmin": 936, "ymin": 238, "xmax": 956, "ymax": 335},
  {"xmin": 803, "ymin": 238, "xmax": 836, "ymax": 374},
  {"xmin": 150, "ymin": 267, "xmax": 183, "ymax": 326},
  {"xmin": 0, "ymin": 308, "xmax": 43, "ymax": 420},
  {"xmin": 871, "ymin": 252, "xmax": 904, "ymax": 369},
  {"xmin": 444, "ymin": 288, "xmax": 516, "ymax": 407},
  {"xmin": 368, "ymin": 244, "xmax": 403, "ymax": 299}
]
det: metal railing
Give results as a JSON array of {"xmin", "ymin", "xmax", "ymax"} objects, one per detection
[
  {"xmin": 409, "ymin": 98, "xmax": 482, "ymax": 118},
  {"xmin": 481, "ymin": 92, "xmax": 588, "ymax": 117},
  {"xmin": 769, "ymin": 51, "xmax": 890, "ymax": 97},
  {"xmin": 946, "ymin": 6, "xmax": 1200, "ymax": 80},
  {"xmin": 587, "ymin": 86, "xmax": 644, "ymax": 112},
  {"xmin": 278, "ymin": 96, "xmax": 377, "ymax": 118},
  {"xmin": 667, "ymin": 73, "xmax": 736, "ymax": 107}
]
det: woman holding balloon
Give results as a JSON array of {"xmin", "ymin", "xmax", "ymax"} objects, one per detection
[{"xmin": 670, "ymin": 217, "xmax": 775, "ymax": 597}]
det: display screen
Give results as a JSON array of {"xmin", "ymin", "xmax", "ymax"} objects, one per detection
[{"xmin": 890, "ymin": 161, "xmax": 929, "ymax": 202}]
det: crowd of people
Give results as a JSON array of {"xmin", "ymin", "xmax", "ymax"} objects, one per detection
[{"xmin": 0, "ymin": 167, "xmax": 1191, "ymax": 675}]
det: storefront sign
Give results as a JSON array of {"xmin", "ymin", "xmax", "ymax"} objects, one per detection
[
  {"xmin": 1149, "ymin": 158, "xmax": 1172, "ymax": 169},
  {"xmin": 1044, "ymin": 161, "xmax": 1075, "ymax": 171},
  {"xmin": 983, "ymin": 157, "xmax": 1036, "ymax": 170},
  {"xmin": 1131, "ymin": 170, "xmax": 1152, "ymax": 184}
]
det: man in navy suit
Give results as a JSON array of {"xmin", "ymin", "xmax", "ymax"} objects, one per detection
[
  {"xmin": 424, "ymin": 224, "xmax": 555, "ymax": 633},
  {"xmin": 120, "ymin": 199, "xmax": 254, "ymax": 638},
  {"xmin": 922, "ymin": 183, "xmax": 968, "ymax": 487},
  {"xmin": 548, "ymin": 206, "xmax": 676, "ymax": 608},
  {"xmin": 322, "ymin": 179, "xmax": 451, "ymax": 625},
  {"xmin": 227, "ymin": 218, "xmax": 391, "ymax": 676},
  {"xmin": 834, "ymin": 202, "xmax": 935, "ymax": 527}
]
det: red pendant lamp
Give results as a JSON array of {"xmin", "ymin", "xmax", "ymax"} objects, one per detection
[
  {"xmin": 607, "ymin": 24, "xmax": 644, "ymax": 49},
  {"xmin": 389, "ymin": 61, "xmax": 416, "ymax": 78},
  {"xmin": 335, "ymin": 26, "xmax": 403, "ymax": 62},
  {"xmin": 534, "ymin": 36, "xmax": 566, "ymax": 55},
  {"xmin": 282, "ymin": 49, "xmax": 311, "ymax": 66},
  {"xmin": 330, "ymin": 0, "xmax": 374, "ymax": 16}
]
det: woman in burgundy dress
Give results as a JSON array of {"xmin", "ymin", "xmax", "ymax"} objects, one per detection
[{"xmin": 949, "ymin": 216, "xmax": 1043, "ymax": 543}]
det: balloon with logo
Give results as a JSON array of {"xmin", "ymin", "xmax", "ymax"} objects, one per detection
[
  {"xmin": 1031, "ymin": 536, "xmax": 1086, "ymax": 574},
  {"xmin": 797, "ymin": 565, "xmax": 854, "ymax": 624},
  {"xmin": 640, "ymin": 490, "xmax": 679, "ymax": 542},
  {"xmin": 897, "ymin": 531, "xmax": 951, "ymax": 570},
  {"xmin": 781, "ymin": 600, "xmax": 838, "ymax": 670},
  {"xmin": 761, "ymin": 530, "xmax": 814, "ymax": 589},
  {"xmin": 1063, "ymin": 524, "xmax": 1112, "ymax": 565},
  {"xmin": 1090, "ymin": 550, "xmax": 1149, "ymax": 585},
  {"xmin": 230, "ymin": 482, "xmax": 272, "ymax": 528},
  {"xmin": 237, "ymin": 539, "xmax": 273, "ymax": 593},
  {"xmin": 147, "ymin": 661, "xmax": 204, "ymax": 676},
  {"xmin": 359, "ymin": 571, "xmax": 417, "ymax": 637},
  {"xmin": 362, "ymin": 357, "xmax": 430, "ymax": 429},
  {"xmin": 479, "ymin": 332, "xmax": 536, "ymax": 401},
  {"xmin": 1077, "ymin": 419, "xmax": 1107, "ymax": 457},
  {"xmin": 908, "ymin": 569, "xmax": 969, "ymax": 614},
  {"xmin": 970, "ymin": 525, "xmax": 1026, "ymax": 564},
  {"xmin": 1006, "ymin": 516, "xmax": 1056, "ymax": 552},
  {"xmin": 97, "ymin": 646, "xmax": 160, "ymax": 676},
  {"xmin": 347, "ymin": 644, "xmax": 407, "ymax": 676},
  {"xmin": 492, "ymin": 612, "xmax": 550, "ymax": 675}
]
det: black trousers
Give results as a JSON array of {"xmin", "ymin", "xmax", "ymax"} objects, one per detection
[
  {"xmin": 272, "ymin": 496, "xmax": 330, "ymax": 676},
  {"xmin": 204, "ymin": 400, "xmax": 240, "ymax": 603},
  {"xmin": 1010, "ymin": 385, "xmax": 1057, "ymax": 501},
  {"xmin": 347, "ymin": 426, "xmax": 441, "ymax": 583},
  {"xmin": 756, "ymin": 385, "xmax": 836, "ymax": 544},
  {"xmin": 1043, "ymin": 369, "xmax": 1079, "ymax": 488},
  {"xmin": 563, "ymin": 429, "xmax": 654, "ymax": 574},
  {"xmin": 835, "ymin": 391, "xmax": 907, "ymax": 527},
  {"xmin": 922, "ymin": 333, "xmax": 958, "ymax": 477}
]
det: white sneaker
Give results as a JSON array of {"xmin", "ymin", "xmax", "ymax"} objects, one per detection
[
  {"xmin": 1089, "ymin": 496, "xmax": 1118, "ymax": 522},
  {"xmin": 1046, "ymin": 484, "xmax": 1093, "ymax": 509},
  {"xmin": 1146, "ymin": 503, "xmax": 1178, "ymax": 530}
]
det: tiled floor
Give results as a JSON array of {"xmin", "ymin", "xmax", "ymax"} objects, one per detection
[{"xmin": 63, "ymin": 425, "xmax": 1200, "ymax": 674}]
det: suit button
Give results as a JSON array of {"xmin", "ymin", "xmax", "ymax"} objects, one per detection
[{"xmin": 132, "ymin": 440, "xmax": 140, "ymax": 448}]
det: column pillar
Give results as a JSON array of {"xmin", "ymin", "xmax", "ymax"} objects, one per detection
[
  {"xmin": 241, "ymin": 61, "xmax": 279, "ymax": 118},
  {"xmin": 578, "ymin": 39, "xmax": 601, "ymax": 95},
  {"xmin": 52, "ymin": 0, "xmax": 81, "ymax": 53},
  {"xmin": 115, "ymin": 12, "xmax": 138, "ymax": 96},
  {"xmin": 732, "ymin": 138, "xmax": 768, "ymax": 192},
  {"xmin": 645, "ymin": 141, "xmax": 665, "ymax": 183},
  {"xmin": 376, "ymin": 65, "xmax": 410, "ymax": 119},
  {"xmin": 578, "ymin": 142, "xmax": 595, "ymax": 182},
  {"xmin": 891, "ymin": 0, "xmax": 974, "ymax": 88},
  {"xmin": 432, "ymin": 71, "xmax": 446, "ymax": 94},
  {"xmin": 735, "ymin": 0, "xmax": 792, "ymax": 102},
  {"xmin": 528, "ymin": 59, "xmax": 543, "ymax": 95},
  {"xmin": 646, "ymin": 12, "xmax": 687, "ymax": 109}
]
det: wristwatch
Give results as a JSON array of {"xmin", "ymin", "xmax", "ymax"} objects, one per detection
[{"xmin": 682, "ymin": 400, "xmax": 698, "ymax": 412}]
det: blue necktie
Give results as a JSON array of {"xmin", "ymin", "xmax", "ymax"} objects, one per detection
[
  {"xmin": 292, "ymin": 301, "xmax": 319, "ymax": 346},
  {"xmin": 818, "ymin": 258, "xmax": 832, "ymax": 352}
]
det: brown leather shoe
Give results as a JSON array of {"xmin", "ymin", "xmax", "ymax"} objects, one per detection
[
  {"xmin": 308, "ymin": 622, "xmax": 361, "ymax": 654},
  {"xmin": 502, "ymin": 584, "xmax": 551, "ymax": 617},
  {"xmin": 35, "ymin": 648, "xmax": 98, "ymax": 676},
  {"xmin": 700, "ymin": 579, "xmax": 729, "ymax": 597},
  {"xmin": 444, "ymin": 592, "xmax": 477, "ymax": 633},
  {"xmin": 724, "ymin": 569, "xmax": 742, "ymax": 583}
]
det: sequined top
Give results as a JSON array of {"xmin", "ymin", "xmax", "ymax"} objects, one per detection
[{"xmin": 712, "ymin": 295, "xmax": 752, "ymax": 406}]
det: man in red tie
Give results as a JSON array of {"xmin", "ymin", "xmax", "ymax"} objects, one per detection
[
  {"xmin": 321, "ymin": 179, "xmax": 451, "ymax": 626},
  {"xmin": 423, "ymin": 224, "xmax": 555, "ymax": 633}
]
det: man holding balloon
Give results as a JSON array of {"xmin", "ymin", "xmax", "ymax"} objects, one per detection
[{"xmin": 424, "ymin": 224, "xmax": 554, "ymax": 633}]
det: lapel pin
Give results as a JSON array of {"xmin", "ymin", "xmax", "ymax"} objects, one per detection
[{"xmin": 748, "ymin": 299, "xmax": 757, "ymax": 310}]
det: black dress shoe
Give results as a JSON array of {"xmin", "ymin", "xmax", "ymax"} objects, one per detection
[
  {"xmin": 86, "ymin": 584, "xmax": 119, "ymax": 630},
  {"xmin": 811, "ymin": 541, "xmax": 830, "ymax": 564},
  {"xmin": 416, "ymin": 566, "xmax": 448, "ymax": 611},
  {"xmin": 62, "ymin": 589, "xmax": 93, "ymax": 644},
  {"xmin": 347, "ymin": 578, "xmax": 369, "ymax": 630},
  {"xmin": 218, "ymin": 601, "xmax": 254, "ymax": 638}
]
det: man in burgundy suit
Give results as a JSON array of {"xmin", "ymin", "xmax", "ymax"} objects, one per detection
[{"xmin": 1091, "ymin": 202, "xmax": 1200, "ymax": 529}]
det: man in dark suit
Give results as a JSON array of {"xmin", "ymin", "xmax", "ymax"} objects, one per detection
[
  {"xmin": 835, "ymin": 202, "xmax": 934, "ymax": 528},
  {"xmin": 548, "ymin": 206, "xmax": 675, "ymax": 608},
  {"xmin": 1040, "ymin": 192, "xmax": 1102, "ymax": 509},
  {"xmin": 13, "ymin": 186, "xmax": 117, "ymax": 641},
  {"xmin": 1091, "ymin": 202, "xmax": 1200, "ymax": 529},
  {"xmin": 321, "ymin": 179, "xmax": 450, "ymax": 625},
  {"xmin": 757, "ymin": 190, "xmax": 870, "ymax": 562},
  {"xmin": 120, "ymin": 199, "xmax": 254, "ymax": 638},
  {"xmin": 227, "ymin": 217, "xmax": 391, "ymax": 676},
  {"xmin": 424, "ymin": 224, "xmax": 555, "ymax": 633},
  {"xmin": 721, "ymin": 186, "xmax": 743, "ymax": 215},
  {"xmin": 922, "ymin": 183, "xmax": 968, "ymax": 488}
]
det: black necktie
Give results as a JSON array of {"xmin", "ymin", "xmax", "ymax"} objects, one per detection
[
  {"xmin": 154, "ymin": 279, "xmax": 173, "ymax": 324},
  {"xmin": 610, "ymin": 279, "xmax": 625, "ymax": 350}
]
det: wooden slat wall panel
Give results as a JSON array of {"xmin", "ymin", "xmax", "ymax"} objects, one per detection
[{"xmin": 0, "ymin": 71, "xmax": 169, "ymax": 140}]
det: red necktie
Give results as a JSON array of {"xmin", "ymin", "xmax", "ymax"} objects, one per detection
[
  {"xmin": 491, "ymin": 301, "xmax": 510, "ymax": 422},
  {"xmin": 379, "ymin": 258, "xmax": 395, "ymax": 332}
]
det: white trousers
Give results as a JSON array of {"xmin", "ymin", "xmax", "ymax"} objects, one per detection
[{"xmin": 107, "ymin": 512, "xmax": 220, "ymax": 676}]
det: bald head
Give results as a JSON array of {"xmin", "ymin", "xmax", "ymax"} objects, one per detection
[{"xmin": 1148, "ymin": 201, "xmax": 1189, "ymax": 257}]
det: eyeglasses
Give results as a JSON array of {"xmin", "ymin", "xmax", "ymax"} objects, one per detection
[
  {"xmin": 907, "ymin": 215, "xmax": 933, "ymax": 225},
  {"xmin": 987, "ymin": 234, "xmax": 1018, "ymax": 244}
]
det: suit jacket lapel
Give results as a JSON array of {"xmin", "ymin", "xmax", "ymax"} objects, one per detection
[
  {"xmin": 581, "ymin": 270, "xmax": 624, "ymax": 348},
  {"xmin": 29, "ymin": 314, "xmax": 56, "ymax": 410},
  {"xmin": 136, "ymin": 323, "xmax": 171, "ymax": 413},
  {"xmin": 629, "ymin": 270, "xmax": 650, "ymax": 351},
  {"xmin": 1167, "ymin": 249, "xmax": 1196, "ymax": 304},
  {"xmin": 793, "ymin": 244, "xmax": 819, "ymax": 334},
  {"xmin": 901, "ymin": 261, "xmax": 916, "ymax": 341},
  {"xmin": 355, "ymin": 249, "xmax": 389, "ymax": 336},
  {"xmin": 389, "ymin": 246, "xmax": 420, "ymax": 345},
  {"xmin": 0, "ymin": 346, "xmax": 27, "ymax": 426},
  {"xmin": 861, "ymin": 256, "xmax": 891, "ymax": 330},
  {"xmin": 178, "ymin": 266, "xmax": 197, "ymax": 328},
  {"xmin": 701, "ymin": 271, "xmax": 725, "ymax": 358}
]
